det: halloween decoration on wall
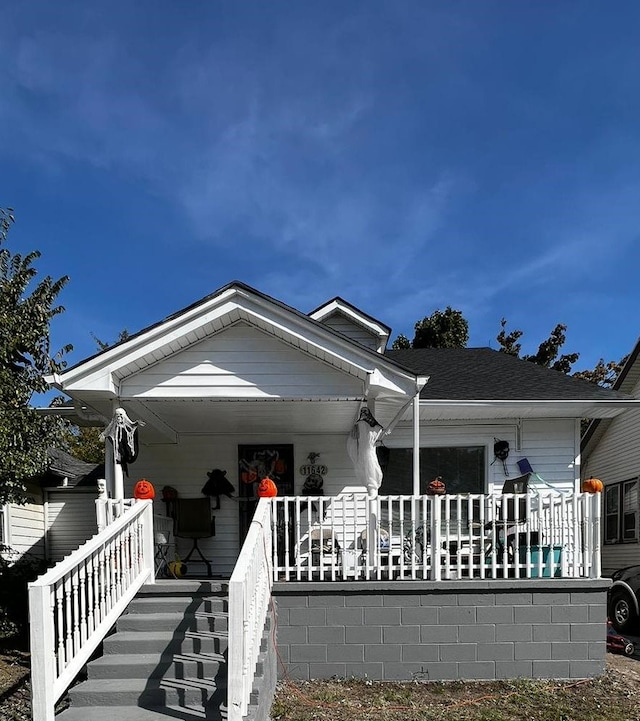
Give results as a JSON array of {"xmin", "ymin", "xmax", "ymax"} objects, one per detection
[
  {"xmin": 582, "ymin": 477, "xmax": 604, "ymax": 494},
  {"xmin": 257, "ymin": 477, "xmax": 278, "ymax": 498},
  {"xmin": 427, "ymin": 476, "xmax": 446, "ymax": 496},
  {"xmin": 100, "ymin": 407, "xmax": 146, "ymax": 476},
  {"xmin": 201, "ymin": 468, "xmax": 236, "ymax": 509},
  {"xmin": 300, "ymin": 452, "xmax": 327, "ymax": 495},
  {"xmin": 133, "ymin": 478, "xmax": 155, "ymax": 500},
  {"xmin": 347, "ymin": 406, "xmax": 385, "ymax": 499},
  {"xmin": 491, "ymin": 438, "xmax": 510, "ymax": 476},
  {"xmin": 238, "ymin": 445, "xmax": 294, "ymax": 498}
]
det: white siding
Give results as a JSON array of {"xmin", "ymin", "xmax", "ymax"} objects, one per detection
[
  {"xmin": 386, "ymin": 418, "xmax": 579, "ymax": 493},
  {"xmin": 582, "ymin": 374, "xmax": 640, "ymax": 574},
  {"xmin": 46, "ymin": 492, "xmax": 99, "ymax": 562},
  {"xmin": 319, "ymin": 312, "xmax": 380, "ymax": 351},
  {"xmin": 121, "ymin": 322, "xmax": 363, "ymax": 399},
  {"xmin": 5, "ymin": 485, "xmax": 46, "ymax": 560},
  {"xmin": 128, "ymin": 417, "xmax": 579, "ymax": 576},
  {"xmin": 128, "ymin": 432, "xmax": 358, "ymax": 578}
]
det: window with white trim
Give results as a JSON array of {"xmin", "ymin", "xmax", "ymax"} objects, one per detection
[{"xmin": 605, "ymin": 478, "xmax": 639, "ymax": 544}]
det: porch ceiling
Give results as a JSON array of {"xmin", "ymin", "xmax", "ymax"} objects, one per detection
[{"xmin": 82, "ymin": 397, "xmax": 376, "ymax": 442}]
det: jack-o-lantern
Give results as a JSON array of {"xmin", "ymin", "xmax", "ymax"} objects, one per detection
[
  {"xmin": 241, "ymin": 469, "xmax": 258, "ymax": 484},
  {"xmin": 581, "ymin": 477, "xmax": 604, "ymax": 494},
  {"xmin": 257, "ymin": 477, "xmax": 278, "ymax": 498},
  {"xmin": 427, "ymin": 477, "xmax": 446, "ymax": 496},
  {"xmin": 134, "ymin": 479, "xmax": 155, "ymax": 500},
  {"xmin": 274, "ymin": 459, "xmax": 287, "ymax": 475}
]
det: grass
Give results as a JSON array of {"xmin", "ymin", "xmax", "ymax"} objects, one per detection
[{"xmin": 271, "ymin": 658, "xmax": 640, "ymax": 721}]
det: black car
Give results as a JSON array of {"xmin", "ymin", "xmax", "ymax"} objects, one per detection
[{"xmin": 608, "ymin": 565, "xmax": 640, "ymax": 632}]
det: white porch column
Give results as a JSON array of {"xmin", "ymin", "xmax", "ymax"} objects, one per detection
[{"xmin": 412, "ymin": 392, "xmax": 421, "ymax": 495}]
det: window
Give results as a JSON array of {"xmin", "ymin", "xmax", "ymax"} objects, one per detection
[
  {"xmin": 379, "ymin": 446, "xmax": 486, "ymax": 495},
  {"xmin": 0, "ymin": 505, "xmax": 5, "ymax": 547},
  {"xmin": 605, "ymin": 479, "xmax": 639, "ymax": 544}
]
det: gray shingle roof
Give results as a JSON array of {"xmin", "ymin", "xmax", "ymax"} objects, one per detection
[
  {"xmin": 45, "ymin": 448, "xmax": 104, "ymax": 488},
  {"xmin": 385, "ymin": 347, "xmax": 631, "ymax": 401}
]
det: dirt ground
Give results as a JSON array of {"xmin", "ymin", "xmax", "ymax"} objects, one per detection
[{"xmin": 2, "ymin": 649, "xmax": 640, "ymax": 721}]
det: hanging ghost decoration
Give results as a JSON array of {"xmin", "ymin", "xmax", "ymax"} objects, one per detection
[
  {"xmin": 347, "ymin": 406, "xmax": 385, "ymax": 499},
  {"xmin": 100, "ymin": 407, "xmax": 145, "ymax": 476}
]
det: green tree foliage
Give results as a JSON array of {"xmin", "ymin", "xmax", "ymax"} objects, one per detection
[
  {"xmin": 412, "ymin": 307, "xmax": 469, "ymax": 349},
  {"xmin": 0, "ymin": 208, "xmax": 72, "ymax": 504},
  {"xmin": 497, "ymin": 319, "xmax": 579, "ymax": 374},
  {"xmin": 573, "ymin": 355, "xmax": 629, "ymax": 389},
  {"xmin": 60, "ymin": 424, "xmax": 105, "ymax": 464},
  {"xmin": 392, "ymin": 306, "xmax": 624, "ymax": 388},
  {"xmin": 391, "ymin": 333, "xmax": 411, "ymax": 350}
]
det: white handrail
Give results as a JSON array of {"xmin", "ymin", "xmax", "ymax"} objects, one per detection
[
  {"xmin": 228, "ymin": 498, "xmax": 273, "ymax": 721},
  {"xmin": 29, "ymin": 499, "xmax": 155, "ymax": 721}
]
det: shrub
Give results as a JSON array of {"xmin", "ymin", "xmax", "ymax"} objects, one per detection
[{"xmin": 0, "ymin": 545, "xmax": 48, "ymax": 645}]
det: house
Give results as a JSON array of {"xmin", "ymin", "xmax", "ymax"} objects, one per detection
[
  {"xmin": 29, "ymin": 282, "xmax": 639, "ymax": 721},
  {"xmin": 581, "ymin": 337, "xmax": 640, "ymax": 576},
  {"xmin": 0, "ymin": 447, "xmax": 104, "ymax": 564}
]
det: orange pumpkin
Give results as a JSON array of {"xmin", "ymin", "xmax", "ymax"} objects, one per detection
[
  {"xmin": 427, "ymin": 478, "xmax": 446, "ymax": 496},
  {"xmin": 257, "ymin": 477, "xmax": 278, "ymax": 498},
  {"xmin": 134, "ymin": 479, "xmax": 155, "ymax": 500},
  {"xmin": 274, "ymin": 459, "xmax": 287, "ymax": 475},
  {"xmin": 241, "ymin": 469, "xmax": 258, "ymax": 484},
  {"xmin": 581, "ymin": 477, "xmax": 604, "ymax": 494}
]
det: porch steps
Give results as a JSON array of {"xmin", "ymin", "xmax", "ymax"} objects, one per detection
[{"xmin": 56, "ymin": 580, "xmax": 233, "ymax": 721}]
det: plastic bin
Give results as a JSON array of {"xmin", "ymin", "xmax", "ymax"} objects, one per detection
[{"xmin": 519, "ymin": 545, "xmax": 562, "ymax": 577}]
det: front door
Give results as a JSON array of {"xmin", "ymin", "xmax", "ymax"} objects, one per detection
[{"xmin": 238, "ymin": 444, "xmax": 295, "ymax": 547}]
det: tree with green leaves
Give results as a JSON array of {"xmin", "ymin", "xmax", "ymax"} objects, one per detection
[
  {"xmin": 392, "ymin": 306, "xmax": 469, "ymax": 350},
  {"xmin": 392, "ymin": 306, "xmax": 624, "ymax": 388},
  {"xmin": 0, "ymin": 208, "xmax": 72, "ymax": 504},
  {"xmin": 497, "ymin": 318, "xmax": 579, "ymax": 374}
]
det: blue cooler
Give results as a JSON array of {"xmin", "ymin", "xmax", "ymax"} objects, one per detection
[{"xmin": 519, "ymin": 545, "xmax": 562, "ymax": 577}]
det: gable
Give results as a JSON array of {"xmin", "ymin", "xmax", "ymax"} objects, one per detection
[
  {"xmin": 120, "ymin": 322, "xmax": 365, "ymax": 400},
  {"xmin": 309, "ymin": 297, "xmax": 390, "ymax": 352},
  {"xmin": 317, "ymin": 310, "xmax": 382, "ymax": 352}
]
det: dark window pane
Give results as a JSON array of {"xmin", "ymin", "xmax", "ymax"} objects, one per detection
[
  {"xmin": 605, "ymin": 486, "xmax": 620, "ymax": 543},
  {"xmin": 379, "ymin": 446, "xmax": 485, "ymax": 495}
]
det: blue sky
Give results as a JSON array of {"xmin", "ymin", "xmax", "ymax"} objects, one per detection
[{"xmin": 2, "ymin": 1, "xmax": 639, "ymax": 375}]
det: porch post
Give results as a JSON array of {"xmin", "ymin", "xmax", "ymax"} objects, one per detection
[
  {"xmin": 592, "ymin": 492, "xmax": 602, "ymax": 579},
  {"xmin": 412, "ymin": 392, "xmax": 420, "ymax": 495}
]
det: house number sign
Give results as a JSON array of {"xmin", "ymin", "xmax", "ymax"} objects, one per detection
[
  {"xmin": 299, "ymin": 464, "xmax": 328, "ymax": 476},
  {"xmin": 299, "ymin": 452, "xmax": 327, "ymax": 477}
]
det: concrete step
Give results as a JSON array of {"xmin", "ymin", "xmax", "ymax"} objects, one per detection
[
  {"xmin": 103, "ymin": 630, "xmax": 228, "ymax": 656},
  {"xmin": 66, "ymin": 676, "xmax": 227, "ymax": 709},
  {"xmin": 87, "ymin": 651, "xmax": 226, "ymax": 679},
  {"xmin": 57, "ymin": 703, "xmax": 223, "ymax": 720},
  {"xmin": 126, "ymin": 595, "xmax": 228, "ymax": 615},
  {"xmin": 138, "ymin": 579, "xmax": 229, "ymax": 594},
  {"xmin": 117, "ymin": 610, "xmax": 229, "ymax": 634}
]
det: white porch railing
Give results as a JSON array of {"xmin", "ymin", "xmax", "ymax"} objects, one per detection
[
  {"xmin": 228, "ymin": 498, "xmax": 274, "ymax": 721},
  {"xmin": 271, "ymin": 491, "xmax": 601, "ymax": 582},
  {"xmin": 29, "ymin": 499, "xmax": 155, "ymax": 721},
  {"xmin": 95, "ymin": 498, "xmax": 136, "ymax": 530}
]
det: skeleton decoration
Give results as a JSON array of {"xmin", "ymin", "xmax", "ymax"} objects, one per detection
[
  {"xmin": 97, "ymin": 478, "xmax": 108, "ymax": 500},
  {"xmin": 100, "ymin": 407, "xmax": 145, "ymax": 475},
  {"xmin": 347, "ymin": 406, "xmax": 385, "ymax": 499}
]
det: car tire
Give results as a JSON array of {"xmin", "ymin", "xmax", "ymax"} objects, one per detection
[{"xmin": 610, "ymin": 590, "xmax": 638, "ymax": 633}]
